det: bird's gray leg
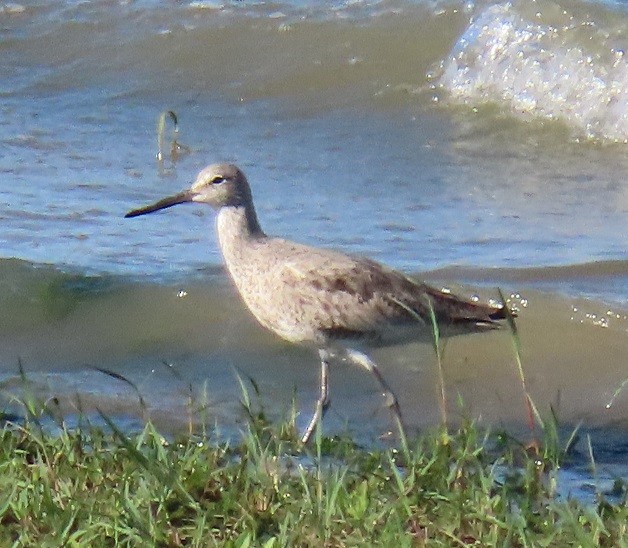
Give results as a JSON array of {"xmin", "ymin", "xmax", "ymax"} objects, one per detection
[
  {"xmin": 345, "ymin": 349, "xmax": 407, "ymax": 440},
  {"xmin": 301, "ymin": 348, "xmax": 331, "ymax": 444}
]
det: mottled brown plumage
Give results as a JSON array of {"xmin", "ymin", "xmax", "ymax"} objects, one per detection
[{"xmin": 126, "ymin": 163, "xmax": 507, "ymax": 443}]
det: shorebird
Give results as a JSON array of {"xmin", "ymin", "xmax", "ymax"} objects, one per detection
[{"xmin": 125, "ymin": 163, "xmax": 507, "ymax": 443}]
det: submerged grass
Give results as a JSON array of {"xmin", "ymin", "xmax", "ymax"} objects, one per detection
[{"xmin": 0, "ymin": 397, "xmax": 626, "ymax": 546}]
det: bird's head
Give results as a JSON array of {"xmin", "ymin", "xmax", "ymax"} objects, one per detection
[{"xmin": 125, "ymin": 163, "xmax": 251, "ymax": 218}]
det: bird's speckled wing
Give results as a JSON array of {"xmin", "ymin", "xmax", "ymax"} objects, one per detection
[{"xmin": 248, "ymin": 238, "xmax": 504, "ymax": 345}]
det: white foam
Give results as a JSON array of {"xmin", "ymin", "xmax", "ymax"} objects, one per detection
[{"xmin": 439, "ymin": 2, "xmax": 628, "ymax": 142}]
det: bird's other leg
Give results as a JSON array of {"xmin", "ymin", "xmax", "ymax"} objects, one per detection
[
  {"xmin": 301, "ymin": 348, "xmax": 331, "ymax": 444},
  {"xmin": 345, "ymin": 349, "xmax": 407, "ymax": 440}
]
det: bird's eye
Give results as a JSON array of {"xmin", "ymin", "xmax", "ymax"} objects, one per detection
[{"xmin": 211, "ymin": 176, "xmax": 226, "ymax": 185}]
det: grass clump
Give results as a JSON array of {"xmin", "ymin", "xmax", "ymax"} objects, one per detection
[{"xmin": 0, "ymin": 406, "xmax": 625, "ymax": 546}]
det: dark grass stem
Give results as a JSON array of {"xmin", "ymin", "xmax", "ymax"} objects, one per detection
[
  {"xmin": 391, "ymin": 296, "xmax": 448, "ymax": 432},
  {"xmin": 498, "ymin": 289, "xmax": 537, "ymax": 446},
  {"xmin": 425, "ymin": 297, "xmax": 448, "ymax": 432}
]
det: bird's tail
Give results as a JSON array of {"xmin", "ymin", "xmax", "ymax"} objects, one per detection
[{"xmin": 420, "ymin": 284, "xmax": 510, "ymax": 327}]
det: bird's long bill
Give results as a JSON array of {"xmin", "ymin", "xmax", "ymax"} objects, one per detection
[{"xmin": 124, "ymin": 190, "xmax": 194, "ymax": 218}]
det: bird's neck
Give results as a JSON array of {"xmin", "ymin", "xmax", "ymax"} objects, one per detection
[{"xmin": 215, "ymin": 204, "xmax": 265, "ymax": 261}]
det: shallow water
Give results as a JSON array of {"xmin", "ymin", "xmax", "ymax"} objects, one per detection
[
  {"xmin": 1, "ymin": 259, "xmax": 626, "ymax": 433},
  {"xmin": 1, "ymin": 0, "xmax": 627, "ymax": 495}
]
